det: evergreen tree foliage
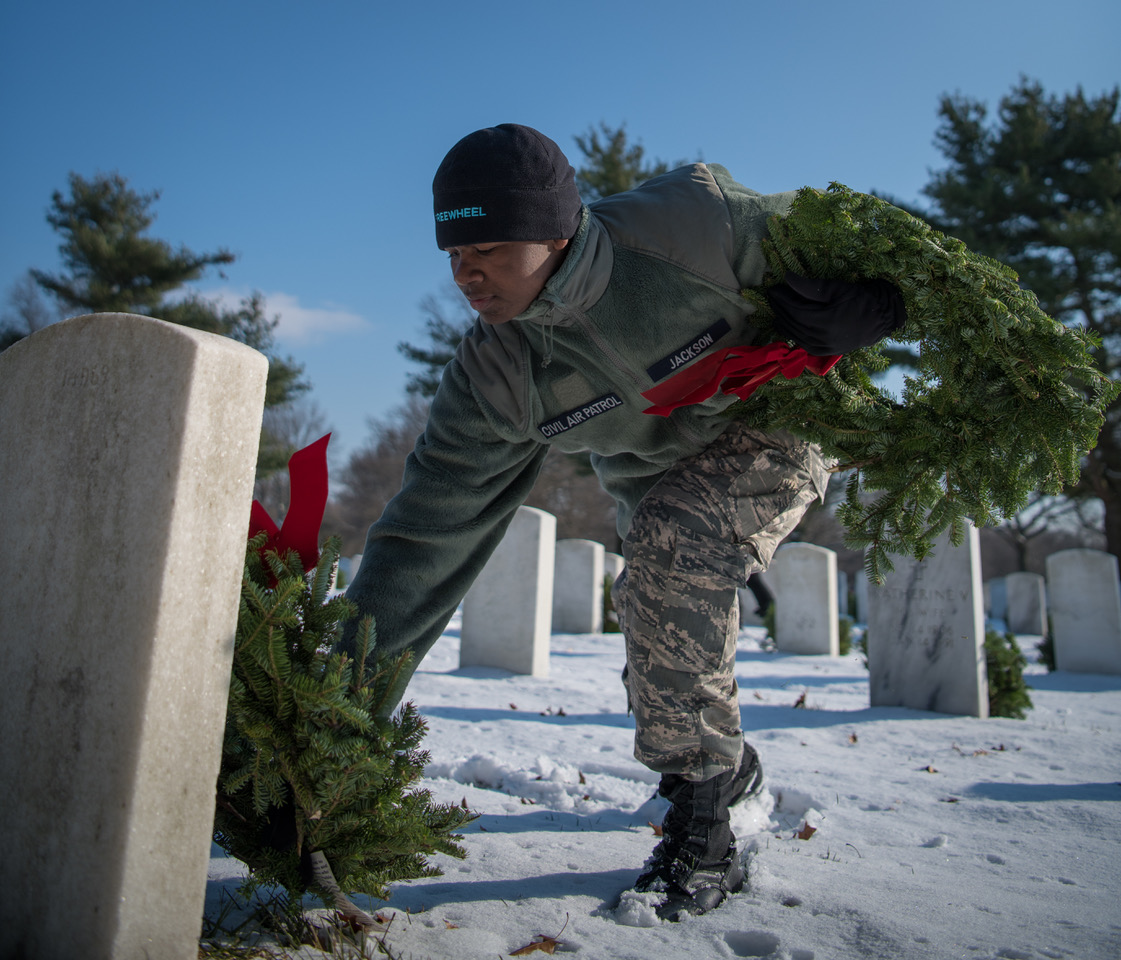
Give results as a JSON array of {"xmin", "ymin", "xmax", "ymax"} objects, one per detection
[
  {"xmin": 731, "ymin": 182, "xmax": 1117, "ymax": 580},
  {"xmin": 214, "ymin": 533, "xmax": 473, "ymax": 903},
  {"xmin": 984, "ymin": 629, "xmax": 1033, "ymax": 719},
  {"xmin": 33, "ymin": 172, "xmax": 235, "ymax": 315},
  {"xmin": 28, "ymin": 171, "xmax": 308, "ymax": 475},
  {"xmin": 910, "ymin": 79, "xmax": 1121, "ymax": 559},
  {"xmin": 396, "ymin": 286, "xmax": 475, "ymax": 398},
  {"xmin": 1037, "ymin": 632, "xmax": 1056, "ymax": 673},
  {"xmin": 573, "ymin": 122, "xmax": 675, "ymax": 201}
]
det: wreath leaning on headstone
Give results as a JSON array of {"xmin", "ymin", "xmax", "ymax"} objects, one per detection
[
  {"xmin": 730, "ymin": 183, "xmax": 1117, "ymax": 580},
  {"xmin": 212, "ymin": 436, "xmax": 473, "ymax": 929}
]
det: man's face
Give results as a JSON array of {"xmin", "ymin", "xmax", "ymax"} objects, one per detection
[{"xmin": 445, "ymin": 239, "xmax": 570, "ymax": 324}]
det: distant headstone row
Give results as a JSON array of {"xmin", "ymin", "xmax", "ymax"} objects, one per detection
[
  {"xmin": 457, "ymin": 508, "xmax": 623, "ymax": 677},
  {"xmin": 453, "ymin": 505, "xmax": 1121, "ymax": 693}
]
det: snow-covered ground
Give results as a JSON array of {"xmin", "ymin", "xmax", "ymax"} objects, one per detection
[{"xmin": 207, "ymin": 616, "xmax": 1121, "ymax": 960}]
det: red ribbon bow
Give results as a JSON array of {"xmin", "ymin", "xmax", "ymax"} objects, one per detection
[
  {"xmin": 641, "ymin": 342, "xmax": 840, "ymax": 416},
  {"xmin": 249, "ymin": 433, "xmax": 331, "ymax": 572}
]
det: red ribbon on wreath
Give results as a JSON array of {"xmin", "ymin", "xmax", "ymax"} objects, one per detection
[
  {"xmin": 248, "ymin": 433, "xmax": 331, "ymax": 573},
  {"xmin": 641, "ymin": 342, "xmax": 840, "ymax": 416}
]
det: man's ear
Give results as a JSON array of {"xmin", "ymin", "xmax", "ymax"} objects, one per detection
[{"xmin": 551, "ymin": 238, "xmax": 570, "ymax": 251}]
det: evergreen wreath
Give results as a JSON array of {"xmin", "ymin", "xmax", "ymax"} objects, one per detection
[
  {"xmin": 213, "ymin": 533, "xmax": 473, "ymax": 916},
  {"xmin": 984, "ymin": 629, "xmax": 1033, "ymax": 720},
  {"xmin": 733, "ymin": 184, "xmax": 1117, "ymax": 580}
]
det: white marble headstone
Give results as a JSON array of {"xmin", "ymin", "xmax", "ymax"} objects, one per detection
[
  {"xmin": 0, "ymin": 314, "xmax": 267, "ymax": 960},
  {"xmin": 866, "ymin": 525, "xmax": 988, "ymax": 717},
  {"xmin": 769, "ymin": 542, "xmax": 839, "ymax": 656},
  {"xmin": 1045, "ymin": 549, "xmax": 1121, "ymax": 674},
  {"xmin": 604, "ymin": 551, "xmax": 625, "ymax": 585},
  {"xmin": 854, "ymin": 571, "xmax": 870, "ymax": 625},
  {"xmin": 552, "ymin": 538, "xmax": 605, "ymax": 634},
  {"xmin": 1005, "ymin": 571, "xmax": 1048, "ymax": 637},
  {"xmin": 461, "ymin": 506, "xmax": 556, "ymax": 676}
]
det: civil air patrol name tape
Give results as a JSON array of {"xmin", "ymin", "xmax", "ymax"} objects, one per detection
[{"xmin": 539, "ymin": 394, "xmax": 624, "ymax": 438}]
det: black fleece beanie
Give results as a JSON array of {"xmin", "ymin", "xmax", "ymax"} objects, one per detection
[{"xmin": 432, "ymin": 124, "xmax": 582, "ymax": 249}]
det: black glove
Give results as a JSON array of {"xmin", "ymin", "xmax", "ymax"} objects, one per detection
[{"xmin": 767, "ymin": 272, "xmax": 907, "ymax": 356}]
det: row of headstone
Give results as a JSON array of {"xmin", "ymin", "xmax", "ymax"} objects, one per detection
[
  {"xmin": 752, "ymin": 531, "xmax": 1121, "ymax": 719},
  {"xmin": 800, "ymin": 562, "xmax": 1043, "ymax": 636},
  {"xmin": 458, "ymin": 504, "xmax": 1121, "ymax": 703},
  {"xmin": 844, "ymin": 548, "xmax": 1120, "ymax": 677},
  {"xmin": 0, "ymin": 315, "xmax": 270, "ymax": 959},
  {"xmin": 864, "ymin": 548, "xmax": 1120, "ymax": 675},
  {"xmin": 458, "ymin": 507, "xmax": 626, "ymax": 677}
]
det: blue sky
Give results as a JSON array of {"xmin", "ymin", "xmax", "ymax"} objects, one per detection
[{"xmin": 2, "ymin": 0, "xmax": 1118, "ymax": 467}]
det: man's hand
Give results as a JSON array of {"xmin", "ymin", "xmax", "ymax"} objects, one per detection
[{"xmin": 767, "ymin": 272, "xmax": 906, "ymax": 356}]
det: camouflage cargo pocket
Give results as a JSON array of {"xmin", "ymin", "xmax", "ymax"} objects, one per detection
[{"xmin": 633, "ymin": 525, "xmax": 746, "ymax": 678}]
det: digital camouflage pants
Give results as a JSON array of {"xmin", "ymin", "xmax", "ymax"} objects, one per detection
[{"xmin": 613, "ymin": 423, "xmax": 828, "ymax": 782}]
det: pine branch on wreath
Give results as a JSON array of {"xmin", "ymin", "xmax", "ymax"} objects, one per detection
[{"xmin": 213, "ymin": 533, "xmax": 474, "ymax": 910}]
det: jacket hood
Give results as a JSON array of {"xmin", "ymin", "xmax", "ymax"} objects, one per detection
[{"xmin": 514, "ymin": 207, "xmax": 613, "ymax": 326}]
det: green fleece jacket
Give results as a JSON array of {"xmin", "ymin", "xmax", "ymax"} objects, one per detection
[{"xmin": 344, "ymin": 163, "xmax": 801, "ymax": 675}]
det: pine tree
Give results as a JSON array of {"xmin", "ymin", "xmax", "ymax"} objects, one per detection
[
  {"xmin": 396, "ymin": 286, "xmax": 476, "ymax": 399},
  {"xmin": 914, "ymin": 80, "xmax": 1121, "ymax": 560},
  {"xmin": 731, "ymin": 183, "xmax": 1117, "ymax": 580},
  {"xmin": 27, "ymin": 172, "xmax": 308, "ymax": 477},
  {"xmin": 213, "ymin": 533, "xmax": 473, "ymax": 910},
  {"xmin": 573, "ymin": 122, "xmax": 675, "ymax": 201}
]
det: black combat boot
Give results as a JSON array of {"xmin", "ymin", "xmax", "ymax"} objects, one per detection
[{"xmin": 633, "ymin": 745, "xmax": 763, "ymax": 921}]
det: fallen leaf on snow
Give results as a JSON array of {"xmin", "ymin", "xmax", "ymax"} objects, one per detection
[
  {"xmin": 510, "ymin": 935, "xmax": 560, "ymax": 955},
  {"xmin": 648, "ymin": 821, "xmax": 664, "ymax": 837},
  {"xmin": 510, "ymin": 915, "xmax": 569, "ymax": 956},
  {"xmin": 794, "ymin": 822, "xmax": 817, "ymax": 841}
]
